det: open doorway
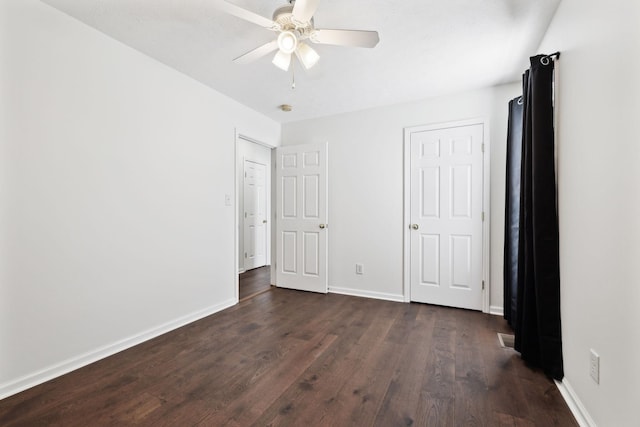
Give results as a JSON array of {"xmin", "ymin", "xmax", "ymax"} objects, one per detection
[
  {"xmin": 236, "ymin": 134, "xmax": 273, "ymax": 301},
  {"xmin": 239, "ymin": 266, "xmax": 271, "ymax": 300}
]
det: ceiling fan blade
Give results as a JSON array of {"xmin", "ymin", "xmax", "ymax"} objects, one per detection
[
  {"xmin": 212, "ymin": 0, "xmax": 278, "ymax": 29},
  {"xmin": 292, "ymin": 0, "xmax": 321, "ymax": 23},
  {"xmin": 311, "ymin": 29, "xmax": 380, "ymax": 48},
  {"xmin": 233, "ymin": 40, "xmax": 279, "ymax": 64},
  {"xmin": 272, "ymin": 50, "xmax": 292, "ymax": 71},
  {"xmin": 295, "ymin": 42, "xmax": 320, "ymax": 70}
]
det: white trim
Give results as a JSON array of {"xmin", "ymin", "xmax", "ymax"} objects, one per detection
[
  {"xmin": 238, "ymin": 268, "xmax": 246, "ymax": 274},
  {"xmin": 237, "ymin": 133, "xmax": 273, "ymax": 149},
  {"xmin": 489, "ymin": 305, "xmax": 504, "ymax": 316},
  {"xmin": 555, "ymin": 379, "xmax": 597, "ymax": 427},
  {"xmin": 270, "ymin": 147, "xmax": 277, "ymax": 286},
  {"xmin": 481, "ymin": 120, "xmax": 491, "ymax": 314},
  {"xmin": 0, "ymin": 298, "xmax": 236, "ymax": 400},
  {"xmin": 234, "ymin": 129, "xmax": 240, "ymax": 302},
  {"xmin": 403, "ymin": 126, "xmax": 412, "ymax": 303},
  {"xmin": 329, "ymin": 286, "xmax": 405, "ymax": 303},
  {"xmin": 403, "ymin": 118, "xmax": 491, "ymax": 312}
]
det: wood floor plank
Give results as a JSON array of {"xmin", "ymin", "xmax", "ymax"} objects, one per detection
[
  {"xmin": 239, "ymin": 266, "xmax": 271, "ymax": 301},
  {"xmin": 476, "ymin": 315, "xmax": 533, "ymax": 423},
  {"xmin": 250, "ymin": 297, "xmax": 388, "ymax": 426},
  {"xmin": 453, "ymin": 309, "xmax": 490, "ymax": 426},
  {"xmin": 311, "ymin": 305, "xmax": 410, "ymax": 426},
  {"xmin": 199, "ymin": 332, "xmax": 337, "ymax": 426},
  {"xmin": 373, "ymin": 304, "xmax": 436, "ymax": 426},
  {"xmin": 0, "ymin": 290, "xmax": 578, "ymax": 426},
  {"xmin": 422, "ymin": 307, "xmax": 457, "ymax": 400},
  {"xmin": 494, "ymin": 412, "xmax": 537, "ymax": 427},
  {"xmin": 518, "ymin": 376, "xmax": 579, "ymax": 426},
  {"xmin": 422, "ymin": 396, "xmax": 456, "ymax": 426}
]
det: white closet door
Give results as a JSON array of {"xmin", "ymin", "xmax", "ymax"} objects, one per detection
[
  {"xmin": 409, "ymin": 124, "xmax": 484, "ymax": 310},
  {"xmin": 243, "ymin": 160, "xmax": 267, "ymax": 270}
]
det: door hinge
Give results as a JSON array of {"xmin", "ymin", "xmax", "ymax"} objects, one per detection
[
  {"xmin": 244, "ymin": 252, "xmax": 247, "ymax": 258},
  {"xmin": 244, "ymin": 212, "xmax": 247, "ymax": 218},
  {"xmin": 244, "ymin": 172, "xmax": 247, "ymax": 177},
  {"xmin": 482, "ymin": 280, "xmax": 485, "ymax": 290},
  {"xmin": 482, "ymin": 212, "xmax": 485, "ymax": 222},
  {"xmin": 481, "ymin": 143, "xmax": 485, "ymax": 153}
]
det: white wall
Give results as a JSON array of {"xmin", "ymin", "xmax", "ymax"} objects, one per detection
[
  {"xmin": 0, "ymin": 0, "xmax": 279, "ymax": 398},
  {"xmin": 282, "ymin": 84, "xmax": 521, "ymax": 306},
  {"xmin": 537, "ymin": 1, "xmax": 640, "ymax": 425}
]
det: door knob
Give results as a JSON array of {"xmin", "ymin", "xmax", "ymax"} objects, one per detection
[
  {"xmin": 263, "ymin": 220, "xmax": 267, "ymax": 224},
  {"xmin": 319, "ymin": 224, "xmax": 326, "ymax": 229},
  {"xmin": 411, "ymin": 224, "xmax": 419, "ymax": 230}
]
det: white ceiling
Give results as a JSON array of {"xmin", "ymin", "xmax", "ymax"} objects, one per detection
[{"xmin": 41, "ymin": 0, "xmax": 561, "ymax": 123}]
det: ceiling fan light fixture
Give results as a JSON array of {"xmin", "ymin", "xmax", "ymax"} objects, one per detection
[
  {"xmin": 218, "ymin": 0, "xmax": 380, "ymax": 74},
  {"xmin": 272, "ymin": 50, "xmax": 292, "ymax": 71},
  {"xmin": 296, "ymin": 42, "xmax": 320, "ymax": 69},
  {"xmin": 277, "ymin": 31, "xmax": 298, "ymax": 54}
]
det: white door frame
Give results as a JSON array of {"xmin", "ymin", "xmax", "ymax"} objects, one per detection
[
  {"xmin": 234, "ymin": 131, "xmax": 276, "ymax": 303},
  {"xmin": 403, "ymin": 118, "xmax": 491, "ymax": 313}
]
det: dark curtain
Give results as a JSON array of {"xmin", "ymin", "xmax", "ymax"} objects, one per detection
[
  {"xmin": 508, "ymin": 54, "xmax": 564, "ymax": 380},
  {"xmin": 503, "ymin": 96, "xmax": 523, "ymax": 327}
]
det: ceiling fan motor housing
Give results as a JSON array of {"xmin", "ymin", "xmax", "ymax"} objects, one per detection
[{"xmin": 272, "ymin": 5, "xmax": 314, "ymax": 39}]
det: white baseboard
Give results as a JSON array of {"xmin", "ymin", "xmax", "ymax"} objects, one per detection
[
  {"xmin": 329, "ymin": 286, "xmax": 405, "ymax": 303},
  {"xmin": 555, "ymin": 378, "xmax": 597, "ymax": 427},
  {"xmin": 489, "ymin": 305, "xmax": 504, "ymax": 316},
  {"xmin": 0, "ymin": 298, "xmax": 237, "ymax": 400}
]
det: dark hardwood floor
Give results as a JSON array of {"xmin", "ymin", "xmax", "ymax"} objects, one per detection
[
  {"xmin": 239, "ymin": 266, "xmax": 271, "ymax": 301},
  {"xmin": 0, "ymin": 289, "xmax": 577, "ymax": 426}
]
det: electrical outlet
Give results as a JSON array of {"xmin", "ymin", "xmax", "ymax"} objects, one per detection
[
  {"xmin": 590, "ymin": 349, "xmax": 600, "ymax": 384},
  {"xmin": 355, "ymin": 264, "xmax": 364, "ymax": 275}
]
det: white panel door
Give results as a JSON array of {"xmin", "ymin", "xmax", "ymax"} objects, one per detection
[
  {"xmin": 244, "ymin": 160, "xmax": 267, "ymax": 270},
  {"xmin": 276, "ymin": 142, "xmax": 328, "ymax": 293},
  {"xmin": 409, "ymin": 124, "xmax": 484, "ymax": 310}
]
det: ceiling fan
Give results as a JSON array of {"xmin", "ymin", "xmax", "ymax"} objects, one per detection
[{"xmin": 213, "ymin": 0, "xmax": 380, "ymax": 71}]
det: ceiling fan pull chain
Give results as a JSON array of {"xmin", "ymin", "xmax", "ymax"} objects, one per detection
[{"xmin": 291, "ymin": 62, "xmax": 296, "ymax": 90}]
